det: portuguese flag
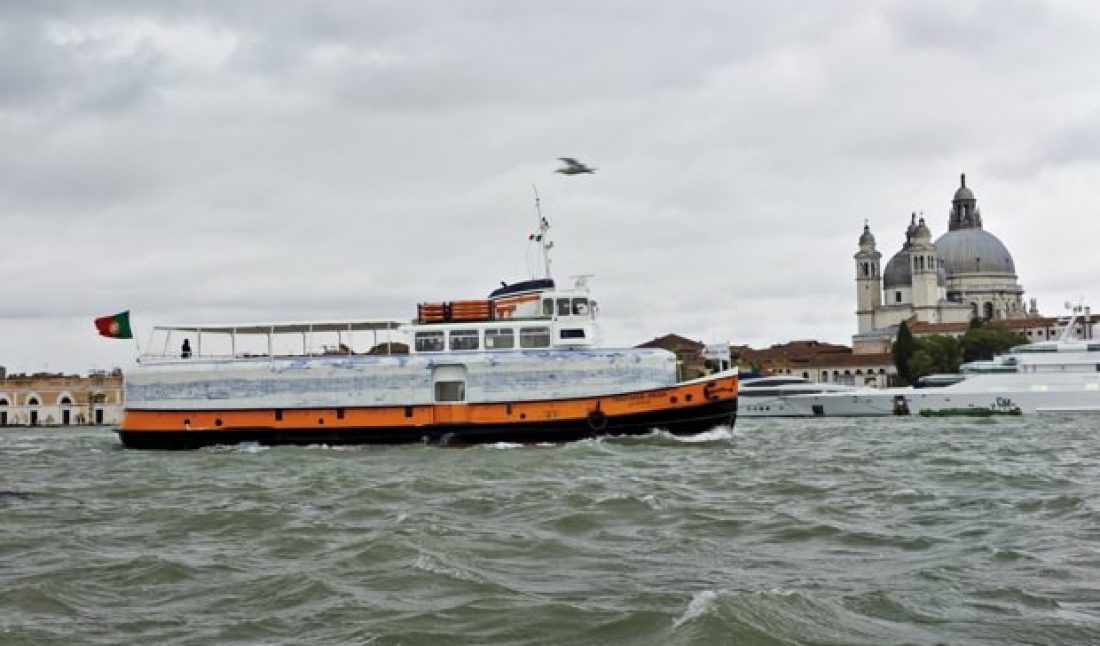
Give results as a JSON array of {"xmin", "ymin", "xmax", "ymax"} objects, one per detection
[{"xmin": 94, "ymin": 311, "xmax": 133, "ymax": 339}]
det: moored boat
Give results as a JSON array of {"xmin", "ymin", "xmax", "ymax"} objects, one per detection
[
  {"xmin": 117, "ymin": 201, "xmax": 737, "ymax": 449},
  {"xmin": 738, "ymin": 375, "xmax": 858, "ymax": 417},
  {"xmin": 783, "ymin": 304, "xmax": 1100, "ymax": 417}
]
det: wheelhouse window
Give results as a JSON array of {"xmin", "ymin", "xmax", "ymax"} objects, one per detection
[
  {"xmin": 572, "ymin": 298, "xmax": 590, "ymax": 316},
  {"xmin": 519, "ymin": 326, "xmax": 551, "ymax": 348},
  {"xmin": 556, "ymin": 298, "xmax": 571, "ymax": 316},
  {"xmin": 449, "ymin": 329, "xmax": 479, "ymax": 351},
  {"xmin": 485, "ymin": 328, "xmax": 515, "ymax": 349},
  {"xmin": 414, "ymin": 331, "xmax": 445, "ymax": 352},
  {"xmin": 542, "ymin": 299, "xmax": 554, "ymax": 316}
]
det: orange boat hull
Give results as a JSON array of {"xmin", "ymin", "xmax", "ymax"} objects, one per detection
[{"xmin": 117, "ymin": 373, "xmax": 738, "ymax": 449}]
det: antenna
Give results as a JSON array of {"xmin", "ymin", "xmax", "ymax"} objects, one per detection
[
  {"xmin": 531, "ymin": 184, "xmax": 553, "ymax": 280},
  {"xmin": 1059, "ymin": 298, "xmax": 1086, "ymax": 342}
]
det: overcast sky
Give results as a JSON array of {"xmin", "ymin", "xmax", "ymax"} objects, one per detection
[{"xmin": 2, "ymin": 0, "xmax": 1099, "ymax": 373}]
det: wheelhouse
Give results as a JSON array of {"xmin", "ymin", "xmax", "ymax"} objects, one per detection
[{"xmin": 409, "ymin": 275, "xmax": 600, "ymax": 354}]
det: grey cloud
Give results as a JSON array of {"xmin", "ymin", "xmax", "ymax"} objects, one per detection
[{"xmin": 2, "ymin": 1, "xmax": 1100, "ymax": 372}]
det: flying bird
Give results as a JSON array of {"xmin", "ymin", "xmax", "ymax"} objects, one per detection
[{"xmin": 556, "ymin": 157, "xmax": 596, "ymax": 175}]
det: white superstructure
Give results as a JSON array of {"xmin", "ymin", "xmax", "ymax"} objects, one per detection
[
  {"xmin": 126, "ymin": 275, "xmax": 681, "ymax": 411},
  {"xmin": 785, "ymin": 305, "xmax": 1100, "ymax": 416},
  {"xmin": 738, "ymin": 376, "xmax": 858, "ymax": 417}
]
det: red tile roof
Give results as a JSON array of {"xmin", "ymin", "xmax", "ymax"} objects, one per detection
[{"xmin": 637, "ymin": 333, "xmax": 705, "ymax": 351}]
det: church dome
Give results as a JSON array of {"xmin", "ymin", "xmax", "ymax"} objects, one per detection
[
  {"xmin": 882, "ymin": 250, "xmax": 911, "ymax": 288},
  {"xmin": 953, "ymin": 173, "xmax": 975, "ymax": 202},
  {"xmin": 934, "ymin": 229, "xmax": 1016, "ymax": 276},
  {"xmin": 953, "ymin": 185, "xmax": 974, "ymax": 201}
]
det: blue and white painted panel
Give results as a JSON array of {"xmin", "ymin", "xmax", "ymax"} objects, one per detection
[{"xmin": 125, "ymin": 349, "xmax": 677, "ymax": 410}]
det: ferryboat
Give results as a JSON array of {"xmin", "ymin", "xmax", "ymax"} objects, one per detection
[{"xmin": 117, "ymin": 200, "xmax": 738, "ymax": 449}]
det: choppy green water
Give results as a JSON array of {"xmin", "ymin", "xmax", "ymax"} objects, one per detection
[{"xmin": 2, "ymin": 418, "xmax": 1100, "ymax": 645}]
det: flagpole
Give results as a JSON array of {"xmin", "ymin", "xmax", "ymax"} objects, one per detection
[
  {"xmin": 132, "ymin": 328, "xmax": 143, "ymax": 362},
  {"xmin": 129, "ymin": 312, "xmax": 143, "ymax": 362}
]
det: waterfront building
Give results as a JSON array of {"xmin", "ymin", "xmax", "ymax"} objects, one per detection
[
  {"xmin": 731, "ymin": 340, "xmax": 895, "ymax": 387},
  {"xmin": 906, "ymin": 313, "xmax": 1097, "ymax": 343},
  {"xmin": 0, "ymin": 370, "xmax": 124, "ymax": 427}
]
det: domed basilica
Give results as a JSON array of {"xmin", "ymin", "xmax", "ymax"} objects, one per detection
[{"xmin": 854, "ymin": 174, "xmax": 1037, "ymax": 338}]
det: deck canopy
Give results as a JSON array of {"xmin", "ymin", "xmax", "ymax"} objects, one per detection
[
  {"xmin": 153, "ymin": 320, "xmax": 405, "ymax": 335},
  {"xmin": 142, "ymin": 320, "xmax": 408, "ymax": 360}
]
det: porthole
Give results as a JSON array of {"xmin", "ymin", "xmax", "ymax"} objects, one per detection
[
  {"xmin": 214, "ymin": 419, "xmax": 223, "ymax": 427},
  {"xmin": 685, "ymin": 394, "xmax": 693, "ymax": 402}
]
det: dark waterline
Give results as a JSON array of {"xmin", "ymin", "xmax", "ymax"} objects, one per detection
[{"xmin": 2, "ymin": 419, "xmax": 1100, "ymax": 645}]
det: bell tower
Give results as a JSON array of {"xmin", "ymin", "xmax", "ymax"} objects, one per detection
[
  {"xmin": 909, "ymin": 215, "xmax": 940, "ymax": 321},
  {"xmin": 855, "ymin": 221, "xmax": 882, "ymax": 334}
]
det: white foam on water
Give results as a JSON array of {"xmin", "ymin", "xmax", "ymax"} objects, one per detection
[
  {"xmin": 301, "ymin": 443, "xmax": 366, "ymax": 451},
  {"xmin": 412, "ymin": 552, "xmax": 483, "ymax": 583},
  {"xmin": 203, "ymin": 442, "xmax": 269, "ymax": 454},
  {"xmin": 675, "ymin": 426, "xmax": 734, "ymax": 443},
  {"xmin": 487, "ymin": 442, "xmax": 524, "ymax": 450},
  {"xmin": 673, "ymin": 589, "xmax": 719, "ymax": 628},
  {"xmin": 2, "ymin": 444, "xmax": 46, "ymax": 455}
]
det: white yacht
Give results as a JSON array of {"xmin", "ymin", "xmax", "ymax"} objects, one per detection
[
  {"xmin": 738, "ymin": 376, "xmax": 858, "ymax": 417},
  {"xmin": 783, "ymin": 306, "xmax": 1100, "ymax": 417}
]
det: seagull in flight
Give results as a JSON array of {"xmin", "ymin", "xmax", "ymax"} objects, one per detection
[{"xmin": 556, "ymin": 157, "xmax": 596, "ymax": 175}]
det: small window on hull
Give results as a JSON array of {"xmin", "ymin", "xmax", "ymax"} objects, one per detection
[
  {"xmin": 435, "ymin": 381, "xmax": 466, "ymax": 402},
  {"xmin": 559, "ymin": 329, "xmax": 586, "ymax": 339}
]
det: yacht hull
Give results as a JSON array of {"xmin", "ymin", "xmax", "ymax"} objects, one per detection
[{"xmin": 785, "ymin": 381, "xmax": 1100, "ymax": 417}]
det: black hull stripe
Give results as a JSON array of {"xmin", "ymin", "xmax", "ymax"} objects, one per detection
[{"xmin": 117, "ymin": 399, "xmax": 738, "ymax": 450}]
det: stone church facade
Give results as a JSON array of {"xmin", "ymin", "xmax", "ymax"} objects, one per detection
[{"xmin": 853, "ymin": 174, "xmax": 1038, "ymax": 352}]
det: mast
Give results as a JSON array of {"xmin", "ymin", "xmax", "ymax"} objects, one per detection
[
  {"xmin": 532, "ymin": 184, "xmax": 553, "ymax": 280},
  {"xmin": 1060, "ymin": 301, "xmax": 1086, "ymax": 343}
]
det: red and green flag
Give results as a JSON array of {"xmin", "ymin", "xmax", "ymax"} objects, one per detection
[{"xmin": 94, "ymin": 311, "xmax": 133, "ymax": 339}]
